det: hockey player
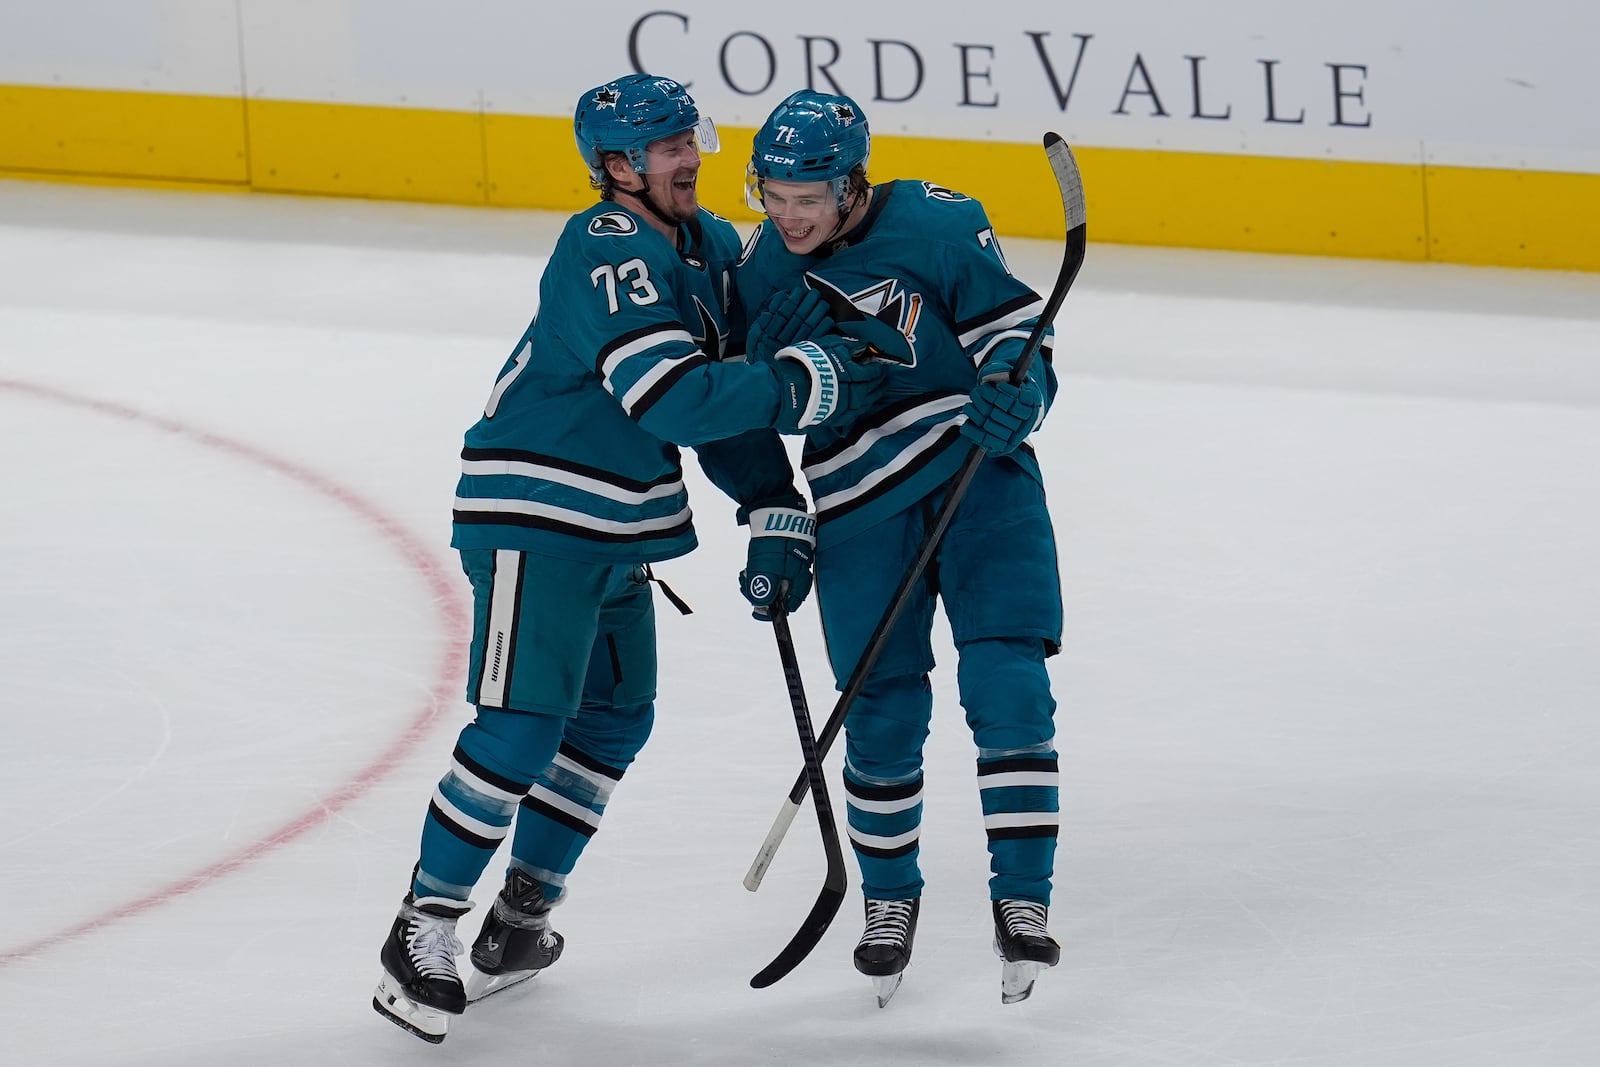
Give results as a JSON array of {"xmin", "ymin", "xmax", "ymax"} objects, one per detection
[
  {"xmin": 735, "ymin": 91, "xmax": 1065, "ymax": 1006},
  {"xmin": 373, "ymin": 74, "xmax": 884, "ymax": 1044}
]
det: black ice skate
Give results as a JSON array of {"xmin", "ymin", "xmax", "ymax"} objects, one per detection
[
  {"xmin": 853, "ymin": 897, "xmax": 919, "ymax": 1007},
  {"xmin": 465, "ymin": 868, "xmax": 565, "ymax": 1003},
  {"xmin": 373, "ymin": 895, "xmax": 470, "ymax": 1043},
  {"xmin": 992, "ymin": 899, "xmax": 1060, "ymax": 1004}
]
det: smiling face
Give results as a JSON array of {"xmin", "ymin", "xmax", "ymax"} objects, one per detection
[
  {"xmin": 758, "ymin": 178, "xmax": 842, "ymax": 255},
  {"xmin": 640, "ymin": 129, "xmax": 705, "ymax": 224},
  {"xmin": 605, "ymin": 128, "xmax": 704, "ymax": 236}
]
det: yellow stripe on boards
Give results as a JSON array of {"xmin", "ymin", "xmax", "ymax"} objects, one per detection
[
  {"xmin": 246, "ymin": 98, "xmax": 487, "ymax": 205},
  {"xmin": 1069, "ymin": 147, "xmax": 1428, "ymax": 263},
  {"xmin": 0, "ymin": 83, "xmax": 246, "ymax": 185},
  {"xmin": 1426, "ymin": 164, "xmax": 1600, "ymax": 272},
  {"xmin": 2, "ymin": 84, "xmax": 1597, "ymax": 272},
  {"xmin": 483, "ymin": 111, "xmax": 602, "ymax": 211}
]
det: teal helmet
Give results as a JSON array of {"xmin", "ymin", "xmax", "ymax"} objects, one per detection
[
  {"xmin": 746, "ymin": 90, "xmax": 870, "ymax": 214},
  {"xmin": 574, "ymin": 74, "xmax": 718, "ymax": 182}
]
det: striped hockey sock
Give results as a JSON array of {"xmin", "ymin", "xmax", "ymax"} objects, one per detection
[{"xmin": 844, "ymin": 768, "xmax": 925, "ymax": 899}]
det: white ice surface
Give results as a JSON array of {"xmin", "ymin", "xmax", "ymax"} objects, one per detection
[{"xmin": 2, "ymin": 180, "xmax": 1599, "ymax": 1066}]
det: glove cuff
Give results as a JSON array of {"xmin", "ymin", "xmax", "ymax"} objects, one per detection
[
  {"xmin": 748, "ymin": 506, "xmax": 817, "ymax": 546},
  {"xmin": 977, "ymin": 360, "xmax": 1047, "ymax": 425},
  {"xmin": 976, "ymin": 356, "xmax": 1041, "ymax": 384},
  {"xmin": 775, "ymin": 340, "xmax": 841, "ymax": 428},
  {"xmin": 976, "ymin": 360, "xmax": 1009, "ymax": 384}
]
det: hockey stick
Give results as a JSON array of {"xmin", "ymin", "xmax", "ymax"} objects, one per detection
[
  {"xmin": 744, "ymin": 133, "xmax": 1087, "ymax": 893},
  {"xmin": 749, "ymin": 593, "xmax": 847, "ymax": 988}
]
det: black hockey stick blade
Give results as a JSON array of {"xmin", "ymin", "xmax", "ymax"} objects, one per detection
[
  {"xmin": 749, "ymin": 872, "xmax": 847, "ymax": 988},
  {"xmin": 750, "ymin": 600, "xmax": 849, "ymax": 988},
  {"xmin": 744, "ymin": 133, "xmax": 1087, "ymax": 893}
]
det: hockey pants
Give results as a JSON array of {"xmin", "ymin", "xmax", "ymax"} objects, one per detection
[{"xmin": 412, "ymin": 551, "xmax": 656, "ymax": 904}]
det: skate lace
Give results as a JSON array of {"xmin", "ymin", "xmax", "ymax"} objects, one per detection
[
  {"xmin": 999, "ymin": 900, "xmax": 1050, "ymax": 940},
  {"xmin": 407, "ymin": 912, "xmax": 465, "ymax": 981},
  {"xmin": 860, "ymin": 899, "xmax": 915, "ymax": 947}
]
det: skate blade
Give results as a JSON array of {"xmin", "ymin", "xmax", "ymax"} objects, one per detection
[
  {"xmin": 465, "ymin": 966, "xmax": 541, "ymax": 1005},
  {"xmin": 870, "ymin": 972, "xmax": 904, "ymax": 1008},
  {"xmin": 999, "ymin": 960, "xmax": 1046, "ymax": 1005},
  {"xmin": 373, "ymin": 977, "xmax": 449, "ymax": 1043}
]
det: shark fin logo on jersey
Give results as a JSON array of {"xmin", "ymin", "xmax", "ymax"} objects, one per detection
[
  {"xmin": 804, "ymin": 273, "xmax": 920, "ymax": 367},
  {"xmin": 691, "ymin": 295, "xmax": 731, "ymax": 362},
  {"xmin": 589, "ymin": 212, "xmax": 638, "ymax": 236},
  {"xmin": 921, "ymin": 182, "xmax": 970, "ymax": 203}
]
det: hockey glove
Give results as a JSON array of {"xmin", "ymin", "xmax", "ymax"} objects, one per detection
[
  {"xmin": 773, "ymin": 336, "xmax": 887, "ymax": 432},
  {"xmin": 749, "ymin": 286, "xmax": 835, "ymax": 363},
  {"xmin": 740, "ymin": 507, "xmax": 817, "ymax": 619},
  {"xmin": 960, "ymin": 363, "xmax": 1046, "ymax": 456}
]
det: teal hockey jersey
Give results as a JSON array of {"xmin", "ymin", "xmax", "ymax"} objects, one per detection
[
  {"xmin": 734, "ymin": 180, "xmax": 1058, "ymax": 547},
  {"xmin": 452, "ymin": 204, "xmax": 803, "ymax": 563}
]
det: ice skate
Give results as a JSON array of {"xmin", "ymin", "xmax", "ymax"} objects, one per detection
[
  {"xmin": 465, "ymin": 868, "xmax": 565, "ymax": 1004},
  {"xmin": 853, "ymin": 897, "xmax": 918, "ymax": 1007},
  {"xmin": 373, "ymin": 895, "xmax": 470, "ymax": 1043},
  {"xmin": 992, "ymin": 899, "xmax": 1059, "ymax": 1004}
]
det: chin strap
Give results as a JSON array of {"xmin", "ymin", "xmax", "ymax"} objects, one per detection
[
  {"xmin": 616, "ymin": 179, "xmax": 682, "ymax": 240},
  {"xmin": 817, "ymin": 185, "xmax": 872, "ymax": 252}
]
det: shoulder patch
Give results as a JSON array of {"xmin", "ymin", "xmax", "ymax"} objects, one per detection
[
  {"xmin": 920, "ymin": 182, "xmax": 971, "ymax": 203},
  {"xmin": 588, "ymin": 211, "xmax": 639, "ymax": 236}
]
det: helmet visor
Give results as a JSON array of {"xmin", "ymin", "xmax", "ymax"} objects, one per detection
[
  {"xmin": 744, "ymin": 167, "xmax": 838, "ymax": 220},
  {"xmin": 639, "ymin": 116, "xmax": 720, "ymax": 173}
]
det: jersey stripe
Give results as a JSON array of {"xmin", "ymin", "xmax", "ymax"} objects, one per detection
[
  {"xmin": 460, "ymin": 449, "xmax": 685, "ymax": 504},
  {"xmin": 619, "ymin": 349, "xmax": 709, "ymax": 418},
  {"xmin": 955, "ymin": 293, "xmax": 1043, "ymax": 347},
  {"xmin": 596, "ymin": 324, "xmax": 695, "ymax": 380}
]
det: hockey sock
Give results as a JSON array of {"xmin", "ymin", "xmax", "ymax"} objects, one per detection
[
  {"xmin": 506, "ymin": 741, "xmax": 626, "ymax": 901},
  {"xmin": 413, "ymin": 741, "xmax": 536, "ymax": 901},
  {"xmin": 843, "ymin": 767, "xmax": 925, "ymax": 900},
  {"xmin": 977, "ymin": 747, "xmax": 1058, "ymax": 903}
]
